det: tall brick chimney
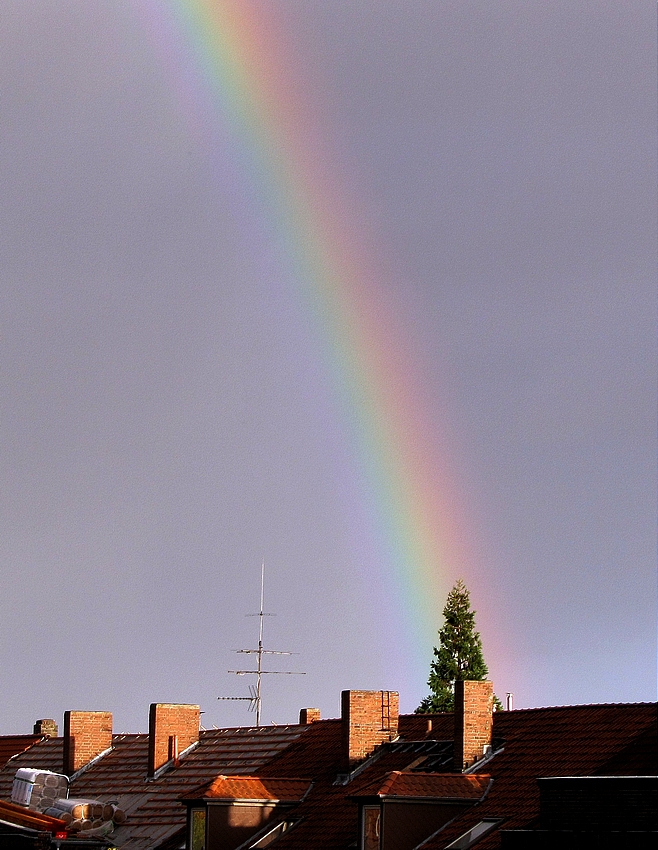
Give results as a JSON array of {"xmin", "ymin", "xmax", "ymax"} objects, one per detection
[
  {"xmin": 63, "ymin": 711, "xmax": 113, "ymax": 775},
  {"xmin": 453, "ymin": 680, "xmax": 494, "ymax": 772},
  {"xmin": 341, "ymin": 690, "xmax": 399, "ymax": 771},
  {"xmin": 148, "ymin": 703, "xmax": 200, "ymax": 777}
]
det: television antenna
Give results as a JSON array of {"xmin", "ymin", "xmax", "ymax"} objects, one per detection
[{"xmin": 218, "ymin": 562, "xmax": 305, "ymax": 726}]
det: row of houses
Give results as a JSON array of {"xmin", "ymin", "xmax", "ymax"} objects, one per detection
[{"xmin": 0, "ymin": 681, "xmax": 655, "ymax": 849}]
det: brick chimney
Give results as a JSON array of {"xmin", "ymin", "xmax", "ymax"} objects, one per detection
[
  {"xmin": 148, "ymin": 703, "xmax": 200, "ymax": 777},
  {"xmin": 299, "ymin": 708, "xmax": 321, "ymax": 725},
  {"xmin": 341, "ymin": 690, "xmax": 399, "ymax": 771},
  {"xmin": 453, "ymin": 680, "xmax": 494, "ymax": 772},
  {"xmin": 33, "ymin": 719, "xmax": 58, "ymax": 738},
  {"xmin": 63, "ymin": 711, "xmax": 113, "ymax": 775}
]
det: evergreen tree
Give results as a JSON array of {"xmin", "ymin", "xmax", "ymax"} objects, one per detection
[{"xmin": 416, "ymin": 579, "xmax": 490, "ymax": 713}]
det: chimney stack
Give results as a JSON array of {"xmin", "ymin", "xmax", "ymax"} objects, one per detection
[
  {"xmin": 299, "ymin": 708, "xmax": 321, "ymax": 725},
  {"xmin": 341, "ymin": 690, "xmax": 399, "ymax": 771},
  {"xmin": 33, "ymin": 719, "xmax": 58, "ymax": 738},
  {"xmin": 63, "ymin": 711, "xmax": 113, "ymax": 775},
  {"xmin": 148, "ymin": 704, "xmax": 199, "ymax": 777},
  {"xmin": 453, "ymin": 680, "xmax": 494, "ymax": 772}
]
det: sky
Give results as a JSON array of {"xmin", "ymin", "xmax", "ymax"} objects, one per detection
[{"xmin": 0, "ymin": 1, "xmax": 655, "ymax": 735}]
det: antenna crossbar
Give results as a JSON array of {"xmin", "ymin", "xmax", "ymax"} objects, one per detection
[
  {"xmin": 236, "ymin": 649, "xmax": 296, "ymax": 655},
  {"xmin": 229, "ymin": 670, "xmax": 306, "ymax": 675},
  {"xmin": 217, "ymin": 696, "xmax": 253, "ymax": 700}
]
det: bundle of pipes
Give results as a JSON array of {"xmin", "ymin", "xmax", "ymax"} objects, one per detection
[
  {"xmin": 42, "ymin": 798, "xmax": 126, "ymax": 832},
  {"xmin": 11, "ymin": 770, "xmax": 126, "ymax": 833},
  {"xmin": 11, "ymin": 769, "xmax": 69, "ymax": 810}
]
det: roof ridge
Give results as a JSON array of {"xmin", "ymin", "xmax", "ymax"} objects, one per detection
[
  {"xmin": 493, "ymin": 701, "xmax": 657, "ymax": 712},
  {"xmin": 200, "ymin": 723, "xmax": 310, "ymax": 734}
]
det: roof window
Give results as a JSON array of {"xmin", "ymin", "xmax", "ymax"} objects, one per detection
[
  {"xmin": 445, "ymin": 819, "xmax": 503, "ymax": 848},
  {"xmin": 248, "ymin": 818, "xmax": 300, "ymax": 848}
]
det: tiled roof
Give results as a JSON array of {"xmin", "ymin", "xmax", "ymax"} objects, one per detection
[
  {"xmin": 189, "ymin": 775, "xmax": 312, "ymax": 801},
  {"xmin": 354, "ymin": 771, "xmax": 491, "ymax": 800},
  {"xmin": 248, "ymin": 717, "xmax": 476, "ymax": 850},
  {"xmin": 0, "ymin": 736, "xmax": 63, "ymax": 799},
  {"xmin": 359, "ymin": 739, "xmax": 455, "ymax": 774},
  {"xmin": 0, "ymin": 724, "xmax": 309, "ymax": 850},
  {"xmin": 254, "ymin": 720, "xmax": 364, "ymax": 850},
  {"xmin": 417, "ymin": 702, "xmax": 657, "ymax": 850},
  {"xmin": 264, "ymin": 720, "xmax": 342, "ymax": 772},
  {"xmin": 594, "ymin": 719, "xmax": 657, "ymax": 776},
  {"xmin": 0, "ymin": 735, "xmax": 43, "ymax": 769},
  {"xmin": 241, "ymin": 702, "xmax": 656, "ymax": 850},
  {"xmin": 398, "ymin": 713, "xmax": 454, "ymax": 740},
  {"xmin": 1, "ymin": 701, "xmax": 654, "ymax": 850}
]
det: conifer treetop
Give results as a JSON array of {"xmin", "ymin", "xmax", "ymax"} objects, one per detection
[{"xmin": 416, "ymin": 578, "xmax": 491, "ymax": 713}]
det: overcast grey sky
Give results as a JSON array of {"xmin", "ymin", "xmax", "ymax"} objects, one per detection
[{"xmin": 0, "ymin": 1, "xmax": 655, "ymax": 734}]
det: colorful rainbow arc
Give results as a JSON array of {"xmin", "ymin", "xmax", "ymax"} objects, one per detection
[{"xmin": 134, "ymin": 0, "xmax": 479, "ymax": 679}]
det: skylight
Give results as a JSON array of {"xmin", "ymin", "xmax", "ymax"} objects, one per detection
[
  {"xmin": 249, "ymin": 818, "xmax": 300, "ymax": 848},
  {"xmin": 444, "ymin": 819, "xmax": 503, "ymax": 849}
]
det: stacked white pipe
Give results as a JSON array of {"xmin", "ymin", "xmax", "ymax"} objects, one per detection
[
  {"xmin": 43, "ymin": 798, "xmax": 125, "ymax": 834},
  {"xmin": 11, "ymin": 769, "xmax": 125, "ymax": 834},
  {"xmin": 11, "ymin": 769, "xmax": 68, "ymax": 809}
]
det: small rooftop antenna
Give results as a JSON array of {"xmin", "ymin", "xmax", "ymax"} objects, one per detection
[{"xmin": 218, "ymin": 562, "xmax": 305, "ymax": 727}]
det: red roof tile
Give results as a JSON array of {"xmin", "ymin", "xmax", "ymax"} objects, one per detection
[
  {"xmin": 354, "ymin": 771, "xmax": 491, "ymax": 800},
  {"xmin": 190, "ymin": 775, "xmax": 312, "ymax": 801}
]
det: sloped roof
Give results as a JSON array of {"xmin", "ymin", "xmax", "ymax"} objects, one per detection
[
  {"xmin": 0, "ymin": 735, "xmax": 43, "ymax": 770},
  {"xmin": 1, "ymin": 701, "xmax": 654, "ymax": 850},
  {"xmin": 594, "ymin": 719, "xmax": 657, "ymax": 776},
  {"xmin": 0, "ymin": 724, "xmax": 309, "ymax": 850},
  {"xmin": 353, "ymin": 771, "xmax": 491, "ymax": 800},
  {"xmin": 0, "ymin": 736, "xmax": 63, "ymax": 799},
  {"xmin": 189, "ymin": 775, "xmax": 312, "ymax": 802},
  {"xmin": 233, "ymin": 702, "xmax": 656, "ymax": 850},
  {"xmin": 417, "ymin": 702, "xmax": 657, "ymax": 850},
  {"xmin": 247, "ymin": 716, "xmax": 476, "ymax": 850}
]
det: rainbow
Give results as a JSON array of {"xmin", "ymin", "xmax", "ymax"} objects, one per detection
[{"xmin": 132, "ymin": 0, "xmax": 486, "ymax": 694}]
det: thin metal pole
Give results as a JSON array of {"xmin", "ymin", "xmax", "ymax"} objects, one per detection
[{"xmin": 256, "ymin": 562, "xmax": 265, "ymax": 726}]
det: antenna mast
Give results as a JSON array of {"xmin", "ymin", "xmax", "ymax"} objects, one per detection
[
  {"xmin": 256, "ymin": 561, "xmax": 265, "ymax": 724},
  {"xmin": 219, "ymin": 562, "xmax": 305, "ymax": 727}
]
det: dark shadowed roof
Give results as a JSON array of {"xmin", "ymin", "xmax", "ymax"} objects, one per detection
[
  {"xmin": 231, "ymin": 702, "xmax": 657, "ymax": 850},
  {"xmin": 417, "ymin": 702, "xmax": 657, "ymax": 850},
  {"xmin": 0, "ymin": 736, "xmax": 44, "ymax": 770},
  {"xmin": 594, "ymin": 719, "xmax": 657, "ymax": 776}
]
